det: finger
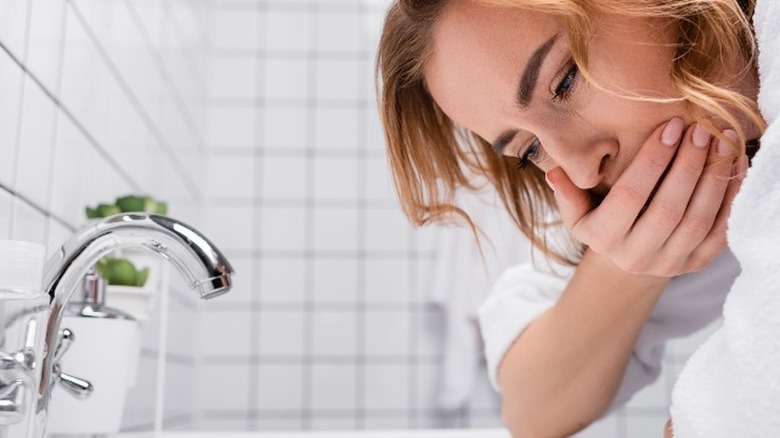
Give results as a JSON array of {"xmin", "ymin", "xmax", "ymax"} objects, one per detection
[
  {"xmin": 629, "ymin": 123, "xmax": 714, "ymax": 252},
  {"xmin": 664, "ymin": 419, "xmax": 674, "ymax": 438},
  {"xmin": 546, "ymin": 166, "xmax": 593, "ymax": 229},
  {"xmin": 689, "ymin": 152, "xmax": 747, "ymax": 268},
  {"xmin": 662, "ymin": 130, "xmax": 736, "ymax": 253},
  {"xmin": 584, "ymin": 118, "xmax": 684, "ymax": 239}
]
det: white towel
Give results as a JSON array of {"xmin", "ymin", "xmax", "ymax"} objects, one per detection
[{"xmin": 669, "ymin": 1, "xmax": 780, "ymax": 436}]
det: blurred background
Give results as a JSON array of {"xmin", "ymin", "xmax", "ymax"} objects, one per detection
[{"xmin": 0, "ymin": 0, "xmax": 719, "ymax": 436}]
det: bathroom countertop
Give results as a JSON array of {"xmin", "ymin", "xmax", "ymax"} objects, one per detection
[{"xmin": 118, "ymin": 429, "xmax": 511, "ymax": 438}]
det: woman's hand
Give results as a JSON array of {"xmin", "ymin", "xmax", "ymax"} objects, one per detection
[{"xmin": 546, "ymin": 118, "xmax": 748, "ymax": 277}]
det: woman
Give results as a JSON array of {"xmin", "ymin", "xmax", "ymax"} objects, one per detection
[{"xmin": 376, "ymin": 0, "xmax": 768, "ymax": 436}]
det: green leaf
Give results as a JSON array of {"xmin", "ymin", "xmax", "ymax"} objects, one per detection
[
  {"xmin": 96, "ymin": 204, "xmax": 122, "ymax": 218},
  {"xmin": 154, "ymin": 201, "xmax": 167, "ymax": 215},
  {"xmin": 143, "ymin": 196, "xmax": 157, "ymax": 213},
  {"xmin": 116, "ymin": 195, "xmax": 146, "ymax": 212},
  {"xmin": 85, "ymin": 206, "xmax": 99, "ymax": 219},
  {"xmin": 135, "ymin": 267, "xmax": 150, "ymax": 287}
]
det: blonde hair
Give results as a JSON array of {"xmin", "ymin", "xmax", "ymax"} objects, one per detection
[{"xmin": 376, "ymin": 0, "xmax": 765, "ymax": 265}]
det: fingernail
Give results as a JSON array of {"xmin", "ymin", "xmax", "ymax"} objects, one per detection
[
  {"xmin": 661, "ymin": 118, "xmax": 684, "ymax": 147},
  {"xmin": 692, "ymin": 124, "xmax": 711, "ymax": 149},
  {"xmin": 545, "ymin": 171, "xmax": 556, "ymax": 192},
  {"xmin": 717, "ymin": 130, "xmax": 738, "ymax": 156}
]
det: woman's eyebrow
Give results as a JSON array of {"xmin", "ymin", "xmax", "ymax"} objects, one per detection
[
  {"xmin": 516, "ymin": 33, "xmax": 560, "ymax": 108},
  {"xmin": 491, "ymin": 130, "xmax": 518, "ymax": 155},
  {"xmin": 492, "ymin": 33, "xmax": 560, "ymax": 155}
]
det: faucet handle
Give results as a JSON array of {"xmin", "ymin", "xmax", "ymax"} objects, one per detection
[
  {"xmin": 52, "ymin": 363, "xmax": 93, "ymax": 400},
  {"xmin": 0, "ymin": 380, "xmax": 27, "ymax": 425},
  {"xmin": 0, "ymin": 348, "xmax": 35, "ymax": 381},
  {"xmin": 51, "ymin": 329, "xmax": 93, "ymax": 400},
  {"xmin": 53, "ymin": 328, "xmax": 74, "ymax": 363}
]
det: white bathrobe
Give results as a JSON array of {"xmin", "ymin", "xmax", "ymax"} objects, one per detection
[{"xmin": 669, "ymin": 1, "xmax": 780, "ymax": 436}]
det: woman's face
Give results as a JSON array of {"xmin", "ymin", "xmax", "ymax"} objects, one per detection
[{"xmin": 424, "ymin": 0, "xmax": 688, "ymax": 196}]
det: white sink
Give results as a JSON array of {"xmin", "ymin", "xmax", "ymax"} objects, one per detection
[{"xmin": 119, "ymin": 430, "xmax": 511, "ymax": 438}]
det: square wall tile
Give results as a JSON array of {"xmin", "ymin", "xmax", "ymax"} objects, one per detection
[
  {"xmin": 312, "ymin": 207, "xmax": 357, "ymax": 251},
  {"xmin": 207, "ymin": 106, "xmax": 256, "ymax": 148},
  {"xmin": 365, "ymin": 259, "xmax": 410, "ymax": 304},
  {"xmin": 165, "ymin": 361, "xmax": 197, "ymax": 414},
  {"xmin": 256, "ymin": 309, "xmax": 306, "ymax": 356},
  {"xmin": 11, "ymin": 201, "xmax": 46, "ymax": 245},
  {"xmin": 259, "ymin": 155, "xmax": 307, "ymax": 200},
  {"xmin": 258, "ymin": 206, "xmax": 306, "ymax": 251},
  {"xmin": 257, "ymin": 257, "xmax": 306, "ymax": 304},
  {"xmin": 264, "ymin": 58, "xmax": 308, "ymax": 100},
  {"xmin": 205, "ymin": 153, "xmax": 256, "ymax": 200},
  {"xmin": 265, "ymin": 9, "xmax": 309, "ymax": 52},
  {"xmin": 212, "ymin": 8, "xmax": 257, "ymax": 51},
  {"xmin": 49, "ymin": 113, "xmax": 86, "ymax": 226},
  {"xmin": 315, "ymin": 11, "xmax": 360, "ymax": 53},
  {"xmin": 364, "ymin": 156, "xmax": 395, "ymax": 201},
  {"xmin": 364, "ymin": 310, "xmax": 410, "ymax": 357},
  {"xmin": 255, "ymin": 362, "xmax": 304, "ymax": 410},
  {"xmin": 310, "ymin": 363, "xmax": 357, "ymax": 410},
  {"xmin": 263, "ymin": 106, "xmax": 307, "ymax": 149},
  {"xmin": 26, "ymin": 0, "xmax": 65, "ymax": 92},
  {"xmin": 16, "ymin": 79, "xmax": 56, "ymax": 208},
  {"xmin": 209, "ymin": 56, "xmax": 256, "ymax": 99},
  {"xmin": 311, "ymin": 258, "xmax": 358, "ymax": 304},
  {"xmin": 0, "ymin": 0, "xmax": 30, "ymax": 60},
  {"xmin": 313, "ymin": 157, "xmax": 357, "ymax": 200},
  {"xmin": 198, "ymin": 309, "xmax": 251, "ymax": 357},
  {"xmin": 0, "ymin": 51, "xmax": 23, "ymax": 188},
  {"xmin": 364, "ymin": 207, "xmax": 411, "ymax": 252},
  {"xmin": 363, "ymin": 364, "xmax": 410, "ymax": 410},
  {"xmin": 311, "ymin": 310, "xmax": 357, "ymax": 357},
  {"xmin": 314, "ymin": 59, "xmax": 359, "ymax": 101},
  {"xmin": 198, "ymin": 363, "xmax": 251, "ymax": 411},
  {"xmin": 314, "ymin": 107, "xmax": 358, "ymax": 150}
]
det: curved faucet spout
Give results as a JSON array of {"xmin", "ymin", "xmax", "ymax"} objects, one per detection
[{"xmin": 33, "ymin": 213, "xmax": 234, "ymax": 436}]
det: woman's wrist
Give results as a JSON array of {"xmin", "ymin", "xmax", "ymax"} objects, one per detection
[{"xmin": 580, "ymin": 248, "xmax": 671, "ymax": 292}]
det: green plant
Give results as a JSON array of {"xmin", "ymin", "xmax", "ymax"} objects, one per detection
[
  {"xmin": 84, "ymin": 194, "xmax": 168, "ymax": 287},
  {"xmin": 95, "ymin": 257, "xmax": 150, "ymax": 287},
  {"xmin": 85, "ymin": 194, "xmax": 167, "ymax": 219}
]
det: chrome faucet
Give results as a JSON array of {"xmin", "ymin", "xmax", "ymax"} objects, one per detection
[{"xmin": 0, "ymin": 213, "xmax": 234, "ymax": 437}]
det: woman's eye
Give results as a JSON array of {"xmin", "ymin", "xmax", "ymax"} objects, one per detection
[
  {"xmin": 516, "ymin": 138, "xmax": 541, "ymax": 171},
  {"xmin": 553, "ymin": 62, "xmax": 578, "ymax": 101}
]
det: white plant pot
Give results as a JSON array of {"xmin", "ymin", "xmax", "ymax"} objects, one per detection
[
  {"xmin": 105, "ymin": 285, "xmax": 156, "ymax": 323},
  {"xmin": 47, "ymin": 317, "xmax": 140, "ymax": 434}
]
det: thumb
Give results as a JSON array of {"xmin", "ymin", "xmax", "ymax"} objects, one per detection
[{"xmin": 546, "ymin": 167, "xmax": 594, "ymax": 229}]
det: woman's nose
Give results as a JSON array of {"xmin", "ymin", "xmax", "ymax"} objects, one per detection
[{"xmin": 549, "ymin": 135, "xmax": 616, "ymax": 191}]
